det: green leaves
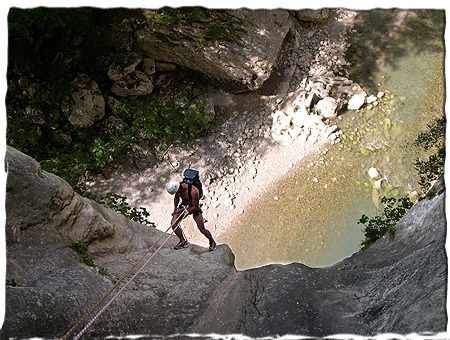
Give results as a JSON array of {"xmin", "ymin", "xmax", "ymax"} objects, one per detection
[
  {"xmin": 97, "ymin": 192, "xmax": 155, "ymax": 227},
  {"xmin": 71, "ymin": 241, "xmax": 95, "ymax": 267},
  {"xmin": 414, "ymin": 116, "xmax": 445, "ymax": 191},
  {"xmin": 120, "ymin": 88, "xmax": 214, "ymax": 151},
  {"xmin": 358, "ymin": 196, "xmax": 413, "ymax": 252}
]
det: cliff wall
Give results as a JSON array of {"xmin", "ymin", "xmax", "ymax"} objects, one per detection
[{"xmin": 1, "ymin": 146, "xmax": 446, "ymax": 338}]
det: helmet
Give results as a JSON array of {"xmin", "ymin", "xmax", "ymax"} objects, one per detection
[{"xmin": 166, "ymin": 180, "xmax": 180, "ymax": 195}]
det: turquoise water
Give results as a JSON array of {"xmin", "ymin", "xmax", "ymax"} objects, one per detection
[{"xmin": 220, "ymin": 10, "xmax": 445, "ymax": 270}]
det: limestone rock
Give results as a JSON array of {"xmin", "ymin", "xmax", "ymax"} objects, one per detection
[
  {"xmin": 368, "ymin": 167, "xmax": 382, "ymax": 180},
  {"xmin": 2, "ymin": 147, "xmax": 446, "ymax": 338},
  {"xmin": 316, "ymin": 97, "xmax": 338, "ymax": 118},
  {"xmin": 61, "ymin": 73, "xmax": 105, "ymax": 128},
  {"xmin": 135, "ymin": 9, "xmax": 292, "ymax": 92},
  {"xmin": 2, "ymin": 146, "xmax": 236, "ymax": 339},
  {"xmin": 111, "ymin": 70, "xmax": 154, "ymax": 97},
  {"xmin": 108, "ymin": 52, "xmax": 144, "ymax": 81},
  {"xmin": 347, "ymin": 93, "xmax": 366, "ymax": 110},
  {"xmin": 296, "ymin": 9, "xmax": 330, "ymax": 23},
  {"xmin": 191, "ymin": 181, "xmax": 447, "ymax": 337}
]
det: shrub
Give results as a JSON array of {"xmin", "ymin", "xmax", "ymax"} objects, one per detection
[
  {"xmin": 97, "ymin": 192, "xmax": 155, "ymax": 227},
  {"xmin": 40, "ymin": 129, "xmax": 136, "ymax": 189},
  {"xmin": 414, "ymin": 116, "xmax": 445, "ymax": 192},
  {"xmin": 358, "ymin": 196, "xmax": 413, "ymax": 252},
  {"xmin": 118, "ymin": 88, "xmax": 215, "ymax": 151},
  {"xmin": 71, "ymin": 241, "xmax": 95, "ymax": 267}
]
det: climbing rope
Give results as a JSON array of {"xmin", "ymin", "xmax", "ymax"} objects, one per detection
[{"xmin": 63, "ymin": 207, "xmax": 189, "ymax": 340}]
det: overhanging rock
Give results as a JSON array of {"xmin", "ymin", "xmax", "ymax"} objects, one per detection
[{"xmin": 135, "ymin": 9, "xmax": 293, "ymax": 93}]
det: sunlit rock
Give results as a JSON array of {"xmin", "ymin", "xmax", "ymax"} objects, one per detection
[
  {"xmin": 347, "ymin": 93, "xmax": 366, "ymax": 110},
  {"xmin": 368, "ymin": 167, "xmax": 382, "ymax": 180},
  {"xmin": 316, "ymin": 97, "xmax": 338, "ymax": 118}
]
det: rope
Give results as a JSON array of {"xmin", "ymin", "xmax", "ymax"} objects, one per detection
[{"xmin": 63, "ymin": 208, "xmax": 188, "ymax": 340}]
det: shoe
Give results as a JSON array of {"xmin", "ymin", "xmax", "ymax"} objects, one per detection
[
  {"xmin": 209, "ymin": 240, "xmax": 217, "ymax": 251},
  {"xmin": 174, "ymin": 240, "xmax": 189, "ymax": 250}
]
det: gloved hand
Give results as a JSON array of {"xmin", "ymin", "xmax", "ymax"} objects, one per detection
[{"xmin": 187, "ymin": 206, "xmax": 193, "ymax": 213}]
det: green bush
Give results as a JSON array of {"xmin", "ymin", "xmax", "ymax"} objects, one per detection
[
  {"xmin": 358, "ymin": 196, "xmax": 413, "ymax": 252},
  {"xmin": 97, "ymin": 192, "xmax": 155, "ymax": 227},
  {"xmin": 40, "ymin": 129, "xmax": 136, "ymax": 189},
  {"xmin": 118, "ymin": 88, "xmax": 215, "ymax": 151},
  {"xmin": 71, "ymin": 241, "xmax": 95, "ymax": 267},
  {"xmin": 414, "ymin": 116, "xmax": 445, "ymax": 192},
  {"xmin": 7, "ymin": 8, "xmax": 216, "ymax": 192}
]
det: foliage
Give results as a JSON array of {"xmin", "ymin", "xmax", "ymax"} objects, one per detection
[
  {"xmin": 146, "ymin": 7, "xmax": 239, "ymax": 48},
  {"xmin": 39, "ymin": 129, "xmax": 136, "ymax": 189},
  {"xmin": 7, "ymin": 8, "xmax": 216, "ymax": 191},
  {"xmin": 197, "ymin": 23, "xmax": 229, "ymax": 48},
  {"xmin": 97, "ymin": 192, "xmax": 155, "ymax": 227},
  {"xmin": 8, "ymin": 7, "xmax": 116, "ymax": 82},
  {"xmin": 414, "ymin": 116, "xmax": 446, "ymax": 191},
  {"xmin": 358, "ymin": 196, "xmax": 413, "ymax": 252},
  {"xmin": 71, "ymin": 241, "xmax": 95, "ymax": 267},
  {"xmin": 7, "ymin": 7, "xmax": 125, "ymax": 186},
  {"xmin": 117, "ymin": 88, "xmax": 215, "ymax": 151}
]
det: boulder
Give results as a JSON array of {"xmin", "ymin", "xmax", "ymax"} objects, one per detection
[
  {"xmin": 272, "ymin": 110, "xmax": 293, "ymax": 135},
  {"xmin": 111, "ymin": 70, "xmax": 154, "ymax": 97},
  {"xmin": 135, "ymin": 9, "xmax": 292, "ymax": 92},
  {"xmin": 347, "ymin": 93, "xmax": 366, "ymax": 110},
  {"xmin": 368, "ymin": 167, "xmax": 382, "ymax": 180},
  {"xmin": 296, "ymin": 9, "xmax": 331, "ymax": 23},
  {"xmin": 338, "ymin": 82, "xmax": 366, "ymax": 96},
  {"xmin": 107, "ymin": 52, "xmax": 144, "ymax": 81},
  {"xmin": 316, "ymin": 96, "xmax": 338, "ymax": 118},
  {"xmin": 61, "ymin": 74, "xmax": 105, "ymax": 128}
]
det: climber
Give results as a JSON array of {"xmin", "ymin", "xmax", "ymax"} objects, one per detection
[{"xmin": 166, "ymin": 175, "xmax": 217, "ymax": 251}]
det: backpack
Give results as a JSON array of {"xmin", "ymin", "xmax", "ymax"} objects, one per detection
[{"xmin": 182, "ymin": 169, "xmax": 203, "ymax": 200}]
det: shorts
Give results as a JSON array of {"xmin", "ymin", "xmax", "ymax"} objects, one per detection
[{"xmin": 178, "ymin": 203, "xmax": 202, "ymax": 217}]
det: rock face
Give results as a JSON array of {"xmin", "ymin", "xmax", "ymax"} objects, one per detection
[
  {"xmin": 1, "ymin": 146, "xmax": 446, "ymax": 338},
  {"xmin": 135, "ymin": 9, "xmax": 293, "ymax": 92},
  {"xmin": 2, "ymin": 146, "xmax": 236, "ymax": 339}
]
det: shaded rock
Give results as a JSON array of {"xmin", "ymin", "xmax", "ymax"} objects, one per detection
[
  {"xmin": 112, "ymin": 18, "xmax": 134, "ymax": 52},
  {"xmin": 106, "ymin": 95, "xmax": 124, "ymax": 117},
  {"xmin": 61, "ymin": 74, "xmax": 105, "ymax": 128},
  {"xmin": 111, "ymin": 70, "xmax": 154, "ymax": 97},
  {"xmin": 51, "ymin": 130, "xmax": 72, "ymax": 145},
  {"xmin": 127, "ymin": 138, "xmax": 157, "ymax": 170},
  {"xmin": 296, "ymin": 9, "xmax": 331, "ymax": 23},
  {"xmin": 142, "ymin": 57, "xmax": 156, "ymax": 76},
  {"xmin": 191, "ymin": 181, "xmax": 447, "ymax": 337},
  {"xmin": 107, "ymin": 52, "xmax": 144, "ymax": 81},
  {"xmin": 98, "ymin": 115, "xmax": 127, "ymax": 134}
]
